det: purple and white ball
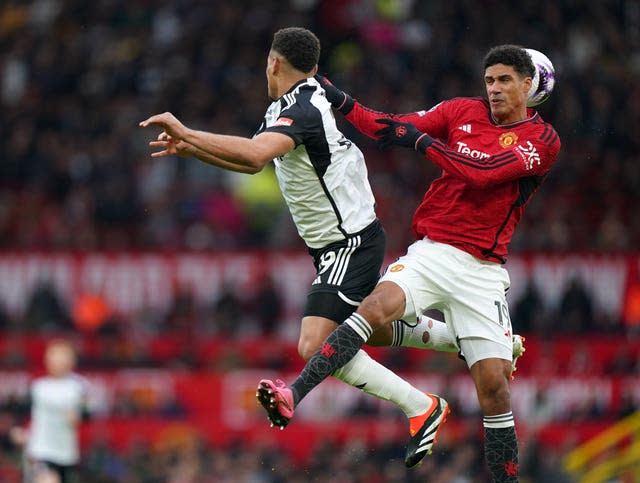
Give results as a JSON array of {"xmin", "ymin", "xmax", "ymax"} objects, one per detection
[{"xmin": 526, "ymin": 48, "xmax": 555, "ymax": 107}]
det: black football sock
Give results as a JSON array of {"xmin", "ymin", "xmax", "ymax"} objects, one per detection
[
  {"xmin": 484, "ymin": 412, "xmax": 519, "ymax": 482},
  {"xmin": 290, "ymin": 313, "xmax": 372, "ymax": 405}
]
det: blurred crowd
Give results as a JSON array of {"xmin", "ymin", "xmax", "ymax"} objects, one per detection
[
  {"xmin": 0, "ymin": 0, "xmax": 638, "ymax": 254},
  {"xmin": 0, "ymin": 423, "xmax": 575, "ymax": 483}
]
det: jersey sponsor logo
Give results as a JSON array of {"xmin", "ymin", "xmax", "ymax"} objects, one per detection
[
  {"xmin": 455, "ymin": 141, "xmax": 490, "ymax": 160},
  {"xmin": 390, "ymin": 264, "xmax": 404, "ymax": 272},
  {"xmin": 499, "ymin": 131, "xmax": 518, "ymax": 148},
  {"xmin": 514, "ymin": 141, "xmax": 540, "ymax": 170},
  {"xmin": 457, "ymin": 124, "xmax": 472, "ymax": 133},
  {"xmin": 274, "ymin": 117, "xmax": 293, "ymax": 127}
]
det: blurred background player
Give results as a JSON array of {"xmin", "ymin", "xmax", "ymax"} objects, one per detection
[
  {"xmin": 258, "ymin": 45, "xmax": 560, "ymax": 482},
  {"xmin": 10, "ymin": 340, "xmax": 89, "ymax": 483}
]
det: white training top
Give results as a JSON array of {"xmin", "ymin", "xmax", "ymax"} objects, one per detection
[
  {"xmin": 257, "ymin": 77, "xmax": 377, "ymax": 249},
  {"xmin": 27, "ymin": 374, "xmax": 87, "ymax": 465}
]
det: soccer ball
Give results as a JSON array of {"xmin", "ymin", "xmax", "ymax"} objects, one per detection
[{"xmin": 526, "ymin": 48, "xmax": 555, "ymax": 107}]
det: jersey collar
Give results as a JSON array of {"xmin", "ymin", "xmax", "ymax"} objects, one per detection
[
  {"xmin": 488, "ymin": 107, "xmax": 539, "ymax": 128},
  {"xmin": 279, "ymin": 78, "xmax": 311, "ymax": 99}
]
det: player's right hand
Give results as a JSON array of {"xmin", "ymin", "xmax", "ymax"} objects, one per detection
[
  {"xmin": 148, "ymin": 131, "xmax": 191, "ymax": 158},
  {"xmin": 139, "ymin": 111, "xmax": 187, "ymax": 140},
  {"xmin": 375, "ymin": 118, "xmax": 433, "ymax": 153}
]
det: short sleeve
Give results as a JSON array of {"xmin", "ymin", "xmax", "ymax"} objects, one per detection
[{"xmin": 263, "ymin": 102, "xmax": 317, "ymax": 147}]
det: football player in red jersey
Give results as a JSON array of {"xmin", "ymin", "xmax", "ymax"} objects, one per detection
[{"xmin": 259, "ymin": 45, "xmax": 560, "ymax": 482}]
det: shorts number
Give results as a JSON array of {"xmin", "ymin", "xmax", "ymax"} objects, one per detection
[
  {"xmin": 493, "ymin": 300, "xmax": 511, "ymax": 327},
  {"xmin": 319, "ymin": 251, "xmax": 336, "ymax": 274}
]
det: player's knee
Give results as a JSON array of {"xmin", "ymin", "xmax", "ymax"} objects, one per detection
[
  {"xmin": 297, "ymin": 337, "xmax": 319, "ymax": 361},
  {"xmin": 358, "ymin": 294, "xmax": 391, "ymax": 330},
  {"xmin": 476, "ymin": 373, "xmax": 511, "ymax": 412},
  {"xmin": 481, "ymin": 379, "xmax": 510, "ymax": 403}
]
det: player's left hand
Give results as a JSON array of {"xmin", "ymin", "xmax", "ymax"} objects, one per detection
[
  {"xmin": 139, "ymin": 112, "xmax": 188, "ymax": 141},
  {"xmin": 375, "ymin": 118, "xmax": 433, "ymax": 153}
]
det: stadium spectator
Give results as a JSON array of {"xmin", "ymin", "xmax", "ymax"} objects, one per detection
[
  {"xmin": 72, "ymin": 291, "xmax": 112, "ymax": 334},
  {"xmin": 559, "ymin": 276, "xmax": 595, "ymax": 333},
  {"xmin": 249, "ymin": 273, "xmax": 283, "ymax": 336},
  {"xmin": 23, "ymin": 282, "xmax": 72, "ymax": 333}
]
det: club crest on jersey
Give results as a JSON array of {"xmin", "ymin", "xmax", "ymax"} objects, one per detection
[
  {"xmin": 274, "ymin": 117, "xmax": 293, "ymax": 127},
  {"xmin": 499, "ymin": 132, "xmax": 518, "ymax": 148},
  {"xmin": 515, "ymin": 141, "xmax": 541, "ymax": 170}
]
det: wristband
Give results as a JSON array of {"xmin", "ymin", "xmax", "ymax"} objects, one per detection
[
  {"xmin": 415, "ymin": 133, "xmax": 434, "ymax": 153},
  {"xmin": 337, "ymin": 94, "xmax": 355, "ymax": 115}
]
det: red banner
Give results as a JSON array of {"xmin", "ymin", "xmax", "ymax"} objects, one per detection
[{"xmin": 0, "ymin": 252, "xmax": 637, "ymax": 321}]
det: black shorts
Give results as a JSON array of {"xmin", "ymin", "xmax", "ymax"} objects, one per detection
[{"xmin": 303, "ymin": 219, "xmax": 386, "ymax": 323}]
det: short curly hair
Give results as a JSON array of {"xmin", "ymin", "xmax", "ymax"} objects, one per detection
[
  {"xmin": 271, "ymin": 27, "xmax": 320, "ymax": 73},
  {"xmin": 483, "ymin": 44, "xmax": 535, "ymax": 78}
]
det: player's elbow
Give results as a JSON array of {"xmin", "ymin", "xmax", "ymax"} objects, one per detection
[
  {"xmin": 244, "ymin": 163, "xmax": 264, "ymax": 175},
  {"xmin": 244, "ymin": 147, "xmax": 274, "ymax": 174}
]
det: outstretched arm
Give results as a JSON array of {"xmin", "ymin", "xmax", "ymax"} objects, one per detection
[
  {"xmin": 149, "ymin": 132, "xmax": 275, "ymax": 174},
  {"xmin": 140, "ymin": 112, "xmax": 295, "ymax": 174},
  {"xmin": 316, "ymin": 74, "xmax": 445, "ymax": 140},
  {"xmin": 375, "ymin": 118, "xmax": 560, "ymax": 188}
]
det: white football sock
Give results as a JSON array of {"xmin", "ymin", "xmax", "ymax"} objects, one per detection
[
  {"xmin": 333, "ymin": 349, "xmax": 429, "ymax": 418},
  {"xmin": 391, "ymin": 316, "xmax": 458, "ymax": 352}
]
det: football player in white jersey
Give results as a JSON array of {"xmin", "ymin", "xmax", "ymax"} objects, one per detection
[{"xmin": 11, "ymin": 340, "xmax": 89, "ymax": 483}]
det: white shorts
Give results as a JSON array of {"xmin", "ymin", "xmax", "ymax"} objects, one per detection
[{"xmin": 381, "ymin": 238, "xmax": 513, "ymax": 367}]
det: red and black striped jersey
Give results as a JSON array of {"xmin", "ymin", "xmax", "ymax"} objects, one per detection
[{"xmin": 345, "ymin": 97, "xmax": 561, "ymax": 263}]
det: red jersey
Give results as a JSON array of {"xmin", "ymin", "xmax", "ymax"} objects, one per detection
[{"xmin": 345, "ymin": 97, "xmax": 561, "ymax": 263}]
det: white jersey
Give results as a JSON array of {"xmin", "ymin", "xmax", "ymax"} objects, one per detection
[
  {"xmin": 257, "ymin": 77, "xmax": 376, "ymax": 249},
  {"xmin": 27, "ymin": 374, "xmax": 87, "ymax": 465}
]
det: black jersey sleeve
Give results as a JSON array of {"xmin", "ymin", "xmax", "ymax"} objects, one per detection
[{"xmin": 263, "ymin": 90, "xmax": 322, "ymax": 147}]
